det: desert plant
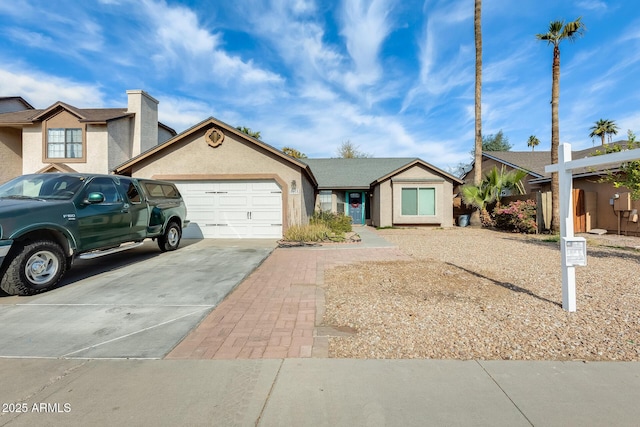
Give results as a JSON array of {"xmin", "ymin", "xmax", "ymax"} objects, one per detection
[
  {"xmin": 310, "ymin": 211, "xmax": 352, "ymax": 234},
  {"xmin": 283, "ymin": 224, "xmax": 331, "ymax": 242},
  {"xmin": 460, "ymin": 184, "xmax": 494, "ymax": 226},
  {"xmin": 493, "ymin": 199, "xmax": 537, "ymax": 234},
  {"xmin": 461, "ymin": 165, "xmax": 528, "ymax": 226}
]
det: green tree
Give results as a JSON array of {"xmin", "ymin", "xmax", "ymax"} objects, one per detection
[
  {"xmin": 236, "ymin": 126, "xmax": 261, "ymax": 139},
  {"xmin": 336, "ymin": 140, "xmax": 371, "ymax": 158},
  {"xmin": 527, "ymin": 135, "xmax": 540, "ymax": 151},
  {"xmin": 589, "ymin": 119, "xmax": 619, "ymax": 146},
  {"xmin": 282, "ymin": 147, "xmax": 308, "ymax": 159},
  {"xmin": 595, "ymin": 130, "xmax": 640, "ymax": 200},
  {"xmin": 461, "ymin": 184, "xmax": 494, "ymax": 227},
  {"xmin": 482, "ymin": 130, "xmax": 512, "ymax": 151},
  {"xmin": 537, "ymin": 17, "xmax": 585, "ymax": 233},
  {"xmin": 461, "ymin": 165, "xmax": 528, "ymax": 226},
  {"xmin": 471, "ymin": 0, "xmax": 483, "ymax": 226}
]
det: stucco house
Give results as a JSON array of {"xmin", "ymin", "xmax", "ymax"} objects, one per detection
[
  {"xmin": 0, "ymin": 90, "xmax": 176, "ymax": 184},
  {"xmin": 305, "ymin": 158, "xmax": 463, "ymax": 228},
  {"xmin": 114, "ymin": 117, "xmax": 318, "ymax": 239},
  {"xmin": 464, "ymin": 149, "xmax": 640, "ymax": 236},
  {"xmin": 1, "ymin": 90, "xmax": 463, "ymax": 239},
  {"xmin": 114, "ymin": 116, "xmax": 462, "ymax": 238}
]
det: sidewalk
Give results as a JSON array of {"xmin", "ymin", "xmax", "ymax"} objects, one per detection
[
  {"xmin": 1, "ymin": 358, "xmax": 639, "ymax": 426},
  {"xmin": 2, "ymin": 227, "xmax": 639, "ymax": 426},
  {"xmin": 166, "ymin": 226, "xmax": 410, "ymax": 360}
]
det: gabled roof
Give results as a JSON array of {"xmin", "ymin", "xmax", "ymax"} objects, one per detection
[
  {"xmin": 304, "ymin": 158, "xmax": 463, "ymax": 190},
  {"xmin": 36, "ymin": 163, "xmax": 78, "ymax": 173},
  {"xmin": 481, "ymin": 151, "xmax": 551, "ymax": 177},
  {"xmin": 31, "ymin": 102, "xmax": 131, "ymax": 123},
  {"xmin": 483, "ymin": 143, "xmax": 635, "ymax": 184},
  {"xmin": 0, "ymin": 109, "xmax": 41, "ymax": 125},
  {"xmin": 0, "ymin": 101, "xmax": 173, "ymax": 133},
  {"xmin": 113, "ymin": 116, "xmax": 318, "ymax": 186},
  {"xmin": 0, "ymin": 96, "xmax": 35, "ymax": 111}
]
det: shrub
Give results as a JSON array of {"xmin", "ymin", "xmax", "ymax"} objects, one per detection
[
  {"xmin": 310, "ymin": 211, "xmax": 352, "ymax": 234},
  {"xmin": 283, "ymin": 224, "xmax": 331, "ymax": 242},
  {"xmin": 493, "ymin": 199, "xmax": 537, "ymax": 234}
]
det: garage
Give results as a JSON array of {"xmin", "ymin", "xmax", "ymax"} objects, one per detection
[{"xmin": 175, "ymin": 180, "xmax": 283, "ymax": 239}]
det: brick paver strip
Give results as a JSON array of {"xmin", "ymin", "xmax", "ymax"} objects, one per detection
[{"xmin": 166, "ymin": 243, "xmax": 409, "ymax": 360}]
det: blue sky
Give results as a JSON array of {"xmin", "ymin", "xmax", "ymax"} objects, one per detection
[{"xmin": 1, "ymin": 0, "xmax": 639, "ymax": 172}]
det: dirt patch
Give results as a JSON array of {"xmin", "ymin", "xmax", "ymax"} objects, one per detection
[{"xmin": 322, "ymin": 228, "xmax": 640, "ymax": 360}]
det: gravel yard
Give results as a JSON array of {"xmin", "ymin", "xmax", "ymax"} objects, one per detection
[{"xmin": 322, "ymin": 227, "xmax": 640, "ymax": 361}]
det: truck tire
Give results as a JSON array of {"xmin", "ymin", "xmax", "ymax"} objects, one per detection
[
  {"xmin": 0, "ymin": 240, "xmax": 67, "ymax": 296},
  {"xmin": 158, "ymin": 221, "xmax": 181, "ymax": 252}
]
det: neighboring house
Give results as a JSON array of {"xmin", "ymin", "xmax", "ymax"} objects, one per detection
[
  {"xmin": 465, "ymin": 148, "xmax": 640, "ymax": 235},
  {"xmin": 0, "ymin": 96, "xmax": 34, "ymax": 113},
  {"xmin": 304, "ymin": 158, "xmax": 463, "ymax": 228},
  {"xmin": 463, "ymin": 151, "xmax": 551, "ymax": 194},
  {"xmin": 0, "ymin": 90, "xmax": 176, "ymax": 184}
]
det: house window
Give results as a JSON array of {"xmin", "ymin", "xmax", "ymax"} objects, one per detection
[
  {"xmin": 401, "ymin": 188, "xmax": 435, "ymax": 216},
  {"xmin": 47, "ymin": 128, "xmax": 82, "ymax": 158},
  {"xmin": 319, "ymin": 190, "xmax": 332, "ymax": 212}
]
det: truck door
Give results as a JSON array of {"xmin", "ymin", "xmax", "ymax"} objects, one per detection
[
  {"xmin": 118, "ymin": 178, "xmax": 148, "ymax": 241},
  {"xmin": 76, "ymin": 177, "xmax": 133, "ymax": 251}
]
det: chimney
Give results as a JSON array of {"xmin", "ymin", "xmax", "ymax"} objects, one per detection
[{"xmin": 127, "ymin": 90, "xmax": 159, "ymax": 156}]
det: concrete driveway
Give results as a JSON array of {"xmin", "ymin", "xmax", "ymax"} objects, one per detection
[{"xmin": 0, "ymin": 238, "xmax": 275, "ymax": 359}]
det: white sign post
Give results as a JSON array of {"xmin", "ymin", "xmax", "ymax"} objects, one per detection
[{"xmin": 546, "ymin": 143, "xmax": 640, "ymax": 312}]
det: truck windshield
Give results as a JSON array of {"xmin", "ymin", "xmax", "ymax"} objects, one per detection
[{"xmin": 0, "ymin": 175, "xmax": 86, "ymax": 200}]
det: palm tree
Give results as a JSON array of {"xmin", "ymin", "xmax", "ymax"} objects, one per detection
[
  {"xmin": 471, "ymin": 0, "xmax": 483, "ymax": 226},
  {"xmin": 589, "ymin": 119, "xmax": 619, "ymax": 145},
  {"xmin": 461, "ymin": 166, "xmax": 528, "ymax": 226},
  {"xmin": 282, "ymin": 146, "xmax": 308, "ymax": 159},
  {"xmin": 527, "ymin": 135, "xmax": 540, "ymax": 151},
  {"xmin": 461, "ymin": 184, "xmax": 494, "ymax": 226},
  {"xmin": 236, "ymin": 126, "xmax": 261, "ymax": 139},
  {"xmin": 536, "ymin": 17, "xmax": 585, "ymax": 233}
]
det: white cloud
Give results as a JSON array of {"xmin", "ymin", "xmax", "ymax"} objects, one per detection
[
  {"xmin": 575, "ymin": 0, "xmax": 607, "ymax": 11},
  {"xmin": 402, "ymin": 0, "xmax": 474, "ymax": 112},
  {"xmin": 0, "ymin": 67, "xmax": 105, "ymax": 108},
  {"xmin": 339, "ymin": 0, "xmax": 394, "ymax": 91}
]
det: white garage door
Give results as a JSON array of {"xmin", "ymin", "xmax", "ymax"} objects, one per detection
[{"xmin": 175, "ymin": 181, "xmax": 283, "ymax": 239}]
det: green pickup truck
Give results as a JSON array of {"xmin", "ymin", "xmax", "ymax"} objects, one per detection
[{"xmin": 0, "ymin": 173, "xmax": 189, "ymax": 296}]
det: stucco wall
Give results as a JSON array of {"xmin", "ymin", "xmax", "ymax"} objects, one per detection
[
  {"xmin": 0, "ymin": 127, "xmax": 22, "ymax": 183},
  {"xmin": 300, "ymin": 174, "xmax": 316, "ymax": 225},
  {"xmin": 79, "ymin": 125, "xmax": 109, "ymax": 173},
  {"xmin": 376, "ymin": 164, "xmax": 455, "ymax": 228},
  {"xmin": 22, "ymin": 124, "xmax": 43, "ymax": 173},
  {"xmin": 108, "ymin": 117, "xmax": 133, "ymax": 170},
  {"xmin": 128, "ymin": 127, "xmax": 309, "ymax": 229},
  {"xmin": 127, "ymin": 90, "xmax": 159, "ymax": 156},
  {"xmin": 574, "ymin": 178, "xmax": 640, "ymax": 235},
  {"xmin": 23, "ymin": 116, "xmax": 110, "ymax": 174},
  {"xmin": 158, "ymin": 127, "xmax": 174, "ymax": 144}
]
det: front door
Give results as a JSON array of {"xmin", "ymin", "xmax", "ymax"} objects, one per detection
[{"xmin": 348, "ymin": 192, "xmax": 363, "ymax": 224}]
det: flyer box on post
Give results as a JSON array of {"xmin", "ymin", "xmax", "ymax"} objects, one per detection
[{"xmin": 562, "ymin": 237, "xmax": 587, "ymax": 267}]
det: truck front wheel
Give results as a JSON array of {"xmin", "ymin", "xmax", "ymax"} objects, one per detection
[
  {"xmin": 0, "ymin": 241, "xmax": 67, "ymax": 296},
  {"xmin": 158, "ymin": 221, "xmax": 181, "ymax": 252}
]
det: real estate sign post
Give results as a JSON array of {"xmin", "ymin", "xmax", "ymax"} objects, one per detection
[{"xmin": 546, "ymin": 143, "xmax": 640, "ymax": 311}]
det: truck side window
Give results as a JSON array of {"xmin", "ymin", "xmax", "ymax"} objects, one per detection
[
  {"xmin": 125, "ymin": 182, "xmax": 141, "ymax": 204},
  {"xmin": 85, "ymin": 178, "xmax": 122, "ymax": 203}
]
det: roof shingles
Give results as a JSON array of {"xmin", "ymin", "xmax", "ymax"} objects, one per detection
[{"xmin": 304, "ymin": 158, "xmax": 421, "ymax": 189}]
